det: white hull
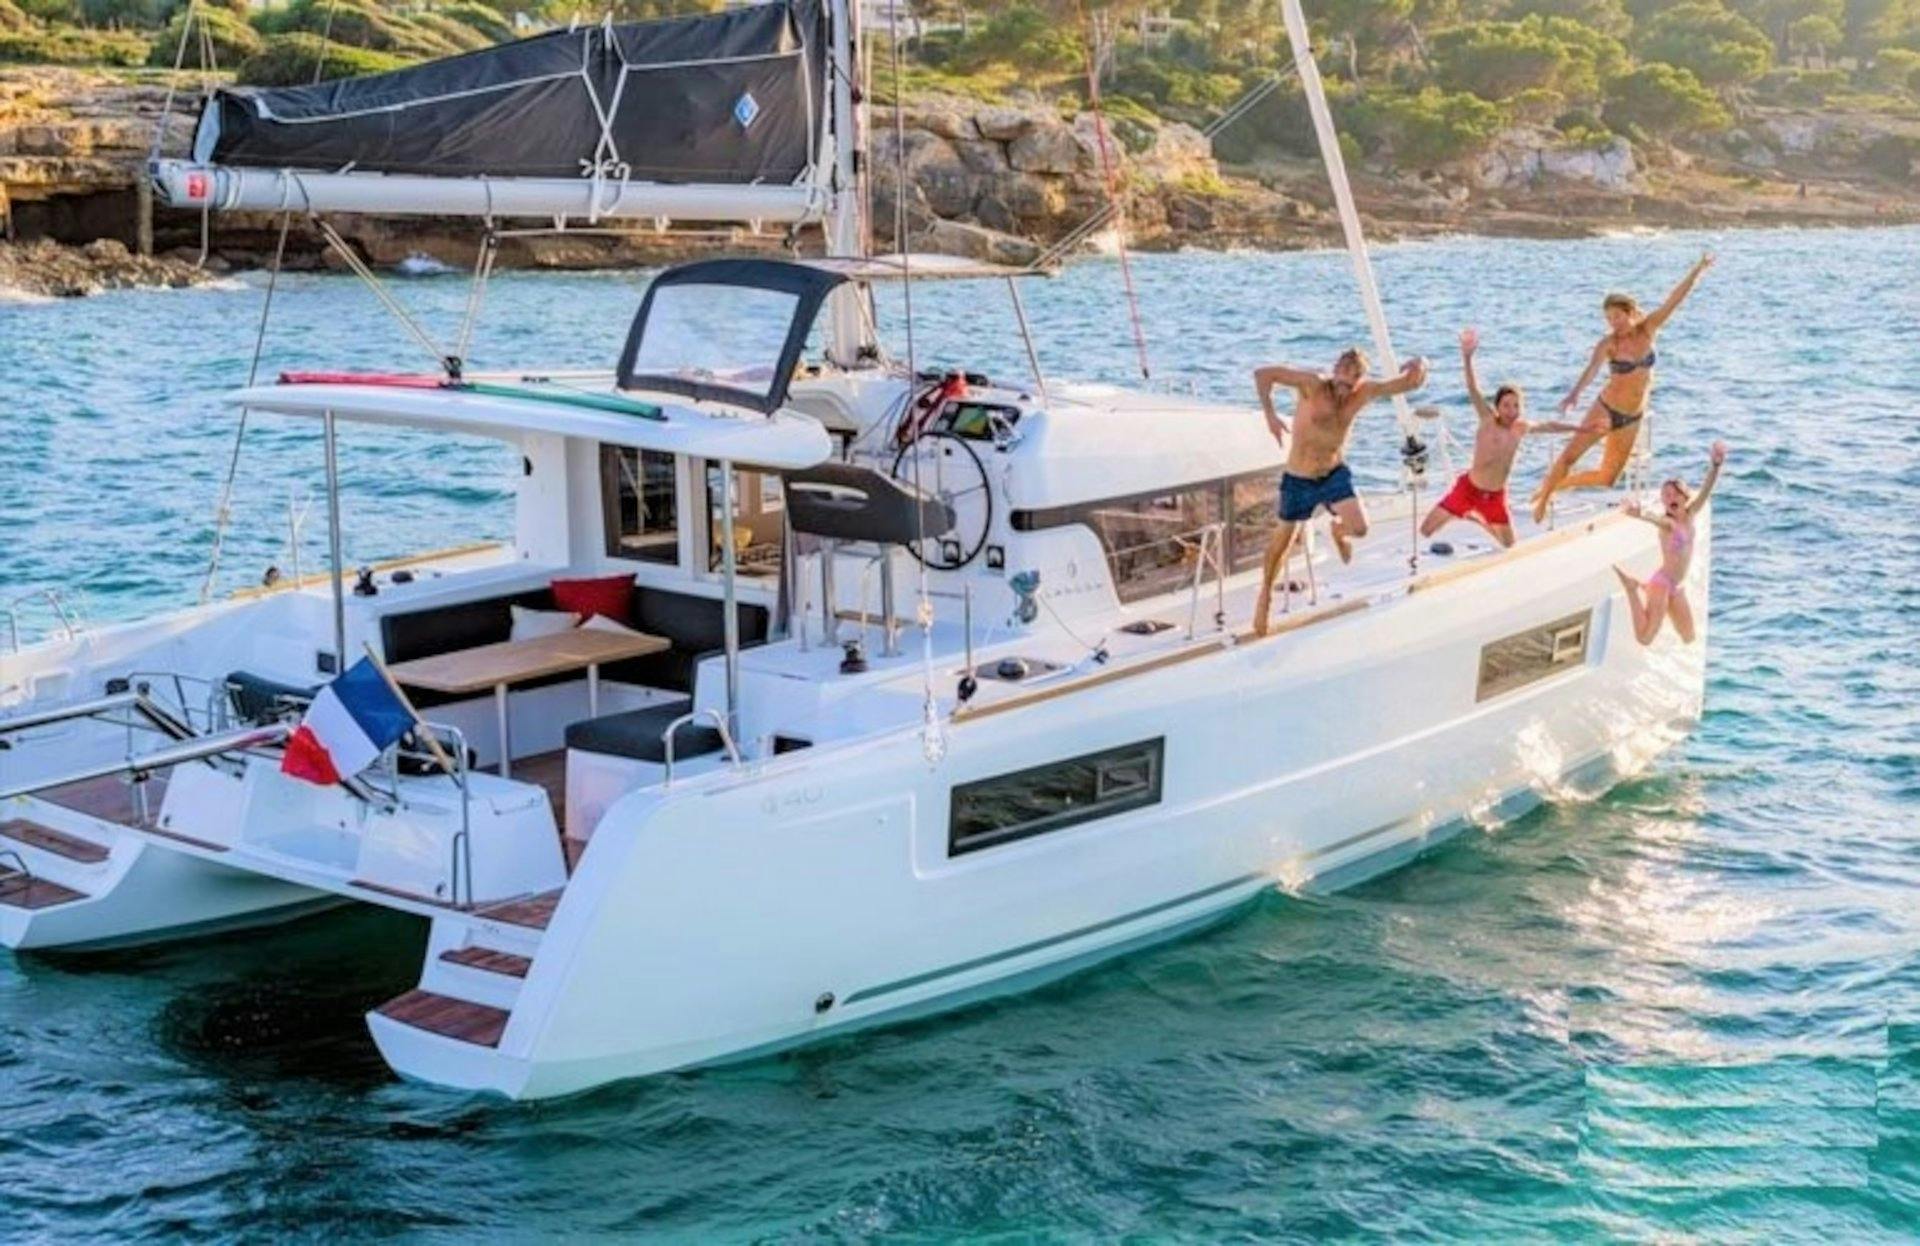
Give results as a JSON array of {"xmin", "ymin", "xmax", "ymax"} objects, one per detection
[{"xmin": 376, "ymin": 506, "xmax": 1707, "ymax": 1098}]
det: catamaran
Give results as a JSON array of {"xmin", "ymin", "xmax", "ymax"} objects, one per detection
[{"xmin": 0, "ymin": 0, "xmax": 1710, "ymax": 1098}]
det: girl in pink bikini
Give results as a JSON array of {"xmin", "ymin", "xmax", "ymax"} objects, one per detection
[{"xmin": 1614, "ymin": 440, "xmax": 1726, "ymax": 645}]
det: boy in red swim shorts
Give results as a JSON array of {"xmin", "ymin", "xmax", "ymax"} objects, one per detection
[{"xmin": 1420, "ymin": 328, "xmax": 1580, "ymax": 548}]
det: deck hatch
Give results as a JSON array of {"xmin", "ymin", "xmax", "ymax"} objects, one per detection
[
  {"xmin": 948, "ymin": 738, "xmax": 1165, "ymax": 856},
  {"xmin": 1476, "ymin": 609, "xmax": 1593, "ymax": 701}
]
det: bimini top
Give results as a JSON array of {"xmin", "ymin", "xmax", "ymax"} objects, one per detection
[
  {"xmin": 227, "ymin": 374, "xmax": 832, "ymax": 470},
  {"xmin": 192, "ymin": 0, "xmax": 827, "ymax": 187}
]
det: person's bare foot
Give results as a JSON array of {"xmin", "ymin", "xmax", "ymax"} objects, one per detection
[
  {"xmin": 1531, "ymin": 492, "xmax": 1551, "ymax": 526},
  {"xmin": 1251, "ymin": 591, "xmax": 1271, "ymax": 637},
  {"xmin": 1612, "ymin": 564, "xmax": 1637, "ymax": 595},
  {"xmin": 1330, "ymin": 522, "xmax": 1353, "ymax": 564}
]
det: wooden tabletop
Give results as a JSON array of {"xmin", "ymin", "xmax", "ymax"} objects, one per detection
[{"xmin": 386, "ymin": 628, "xmax": 670, "ymax": 695}]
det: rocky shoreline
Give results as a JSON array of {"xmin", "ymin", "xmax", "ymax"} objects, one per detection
[{"xmin": 3, "ymin": 66, "xmax": 1917, "ymax": 297}]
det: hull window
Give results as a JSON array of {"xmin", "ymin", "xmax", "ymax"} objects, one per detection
[
  {"xmin": 1477, "ymin": 609, "xmax": 1593, "ymax": 701},
  {"xmin": 950, "ymin": 738, "xmax": 1165, "ymax": 856},
  {"xmin": 602, "ymin": 445, "xmax": 680, "ymax": 565}
]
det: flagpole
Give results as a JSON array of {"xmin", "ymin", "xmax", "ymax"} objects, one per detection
[{"xmin": 361, "ymin": 643, "xmax": 460, "ymax": 777}]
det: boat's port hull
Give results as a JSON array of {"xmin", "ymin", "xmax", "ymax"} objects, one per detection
[
  {"xmin": 1, "ymin": 826, "xmax": 339, "ymax": 952},
  {"xmin": 378, "ymin": 510, "xmax": 1709, "ymax": 1099}
]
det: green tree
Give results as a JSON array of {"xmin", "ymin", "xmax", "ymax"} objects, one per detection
[
  {"xmin": 1604, "ymin": 61, "xmax": 1732, "ymax": 133},
  {"xmin": 1358, "ymin": 85, "xmax": 1507, "ymax": 164},
  {"xmin": 1637, "ymin": 1, "xmax": 1774, "ymax": 86},
  {"xmin": 1432, "ymin": 19, "xmax": 1569, "ymax": 97},
  {"xmin": 1788, "ymin": 11, "xmax": 1845, "ymax": 54},
  {"xmin": 1502, "ymin": 0, "xmax": 1632, "ymax": 39}
]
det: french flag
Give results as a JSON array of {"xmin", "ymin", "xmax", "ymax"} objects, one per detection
[{"xmin": 281, "ymin": 658, "xmax": 415, "ymax": 786}]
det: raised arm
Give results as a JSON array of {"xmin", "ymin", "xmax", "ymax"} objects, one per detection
[
  {"xmin": 1561, "ymin": 339, "xmax": 1608, "ymax": 414},
  {"xmin": 1253, "ymin": 364, "xmax": 1311, "ymax": 447},
  {"xmin": 1358, "ymin": 356, "xmax": 1428, "ymax": 404},
  {"xmin": 1642, "ymin": 252, "xmax": 1714, "ymax": 334},
  {"xmin": 1459, "ymin": 328, "xmax": 1493, "ymax": 422},
  {"xmin": 1688, "ymin": 440, "xmax": 1728, "ymax": 516}
]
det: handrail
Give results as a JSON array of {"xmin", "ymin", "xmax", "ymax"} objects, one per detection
[
  {"xmin": 3, "ymin": 587, "xmax": 85, "ymax": 655},
  {"xmin": 0, "ymin": 722, "xmax": 291, "ymax": 803},
  {"xmin": 1181, "ymin": 521, "xmax": 1227, "ymax": 640},
  {"xmin": 662, "ymin": 709, "xmax": 743, "ymax": 789}
]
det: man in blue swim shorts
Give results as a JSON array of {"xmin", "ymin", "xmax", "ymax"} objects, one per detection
[{"xmin": 1251, "ymin": 346, "xmax": 1429, "ymax": 635}]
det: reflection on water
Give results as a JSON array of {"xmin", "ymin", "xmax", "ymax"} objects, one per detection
[{"xmin": 2, "ymin": 226, "xmax": 1917, "ymax": 1238}]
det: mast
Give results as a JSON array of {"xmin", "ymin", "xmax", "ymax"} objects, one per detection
[
  {"xmin": 822, "ymin": 0, "xmax": 870, "ymax": 367},
  {"xmin": 1276, "ymin": 0, "xmax": 1416, "ymax": 438}
]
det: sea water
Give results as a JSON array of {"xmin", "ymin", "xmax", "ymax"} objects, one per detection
[{"xmin": 1, "ymin": 227, "xmax": 1916, "ymax": 1240}]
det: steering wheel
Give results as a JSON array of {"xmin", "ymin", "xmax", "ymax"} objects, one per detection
[{"xmin": 890, "ymin": 430, "xmax": 993, "ymax": 570}]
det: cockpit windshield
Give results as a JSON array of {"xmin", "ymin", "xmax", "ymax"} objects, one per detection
[
  {"xmin": 617, "ymin": 259, "xmax": 846, "ymax": 414},
  {"xmin": 628, "ymin": 283, "xmax": 799, "ymax": 407}
]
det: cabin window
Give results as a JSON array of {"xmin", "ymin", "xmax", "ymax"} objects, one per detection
[
  {"xmin": 1014, "ymin": 473, "xmax": 1283, "ymax": 604},
  {"xmin": 602, "ymin": 445, "xmax": 680, "ymax": 565},
  {"xmin": 1074, "ymin": 486, "xmax": 1223, "ymax": 604},
  {"xmin": 1477, "ymin": 609, "xmax": 1592, "ymax": 701},
  {"xmin": 949, "ymin": 738, "xmax": 1165, "ymax": 856},
  {"xmin": 705, "ymin": 463, "xmax": 785, "ymax": 579}
]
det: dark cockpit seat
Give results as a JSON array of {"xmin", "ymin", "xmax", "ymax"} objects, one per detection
[
  {"xmin": 563, "ymin": 700, "xmax": 723, "ymax": 764},
  {"xmin": 226, "ymin": 670, "xmax": 317, "ymax": 724}
]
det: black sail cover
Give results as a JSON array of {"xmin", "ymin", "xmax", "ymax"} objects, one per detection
[{"xmin": 195, "ymin": 0, "xmax": 827, "ymax": 184}]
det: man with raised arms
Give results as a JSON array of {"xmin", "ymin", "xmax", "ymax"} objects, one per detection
[{"xmin": 1251, "ymin": 346, "xmax": 1429, "ymax": 636}]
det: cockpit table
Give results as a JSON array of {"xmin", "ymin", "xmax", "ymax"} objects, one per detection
[{"xmin": 386, "ymin": 628, "xmax": 669, "ymax": 778}]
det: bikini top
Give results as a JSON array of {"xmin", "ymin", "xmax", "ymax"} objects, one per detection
[{"xmin": 1608, "ymin": 349, "xmax": 1657, "ymax": 375}]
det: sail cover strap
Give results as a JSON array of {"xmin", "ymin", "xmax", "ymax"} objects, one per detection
[{"xmin": 193, "ymin": 0, "xmax": 826, "ymax": 187}]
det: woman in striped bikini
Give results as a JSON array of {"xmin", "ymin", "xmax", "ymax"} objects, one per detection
[{"xmin": 1530, "ymin": 252, "xmax": 1715, "ymax": 525}]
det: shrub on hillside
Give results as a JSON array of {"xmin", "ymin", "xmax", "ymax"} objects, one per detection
[
  {"xmin": 0, "ymin": 0, "xmax": 30, "ymax": 34},
  {"xmin": 1862, "ymin": 133, "xmax": 1916, "ymax": 180},
  {"xmin": 1352, "ymin": 86, "xmax": 1509, "ymax": 166},
  {"xmin": 0, "ymin": 26, "xmax": 148, "ymax": 64},
  {"xmin": 441, "ymin": 1, "xmax": 514, "ymax": 43},
  {"xmin": 268, "ymin": 0, "xmax": 462, "ymax": 59},
  {"xmin": 1501, "ymin": 0, "xmax": 1632, "ymax": 39},
  {"xmin": 1604, "ymin": 62, "xmax": 1732, "ymax": 135},
  {"xmin": 953, "ymin": 4, "xmax": 1081, "ymax": 74},
  {"xmin": 146, "ymin": 5, "xmax": 263, "ymax": 69},
  {"xmin": 409, "ymin": 11, "xmax": 495, "ymax": 53},
  {"xmin": 1773, "ymin": 65, "xmax": 1850, "ymax": 100},
  {"xmin": 1866, "ymin": 46, "xmax": 1920, "ymax": 90},
  {"xmin": 1637, "ymin": 1, "xmax": 1774, "ymax": 86},
  {"xmin": 1433, "ymin": 15, "xmax": 1626, "ymax": 104},
  {"xmin": 237, "ymin": 31, "xmax": 411, "ymax": 85}
]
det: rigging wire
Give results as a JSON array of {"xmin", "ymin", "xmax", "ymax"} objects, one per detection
[
  {"xmin": 200, "ymin": 207, "xmax": 293, "ymax": 603},
  {"xmin": 1075, "ymin": 1, "xmax": 1151, "ymax": 382},
  {"xmin": 312, "ymin": 217, "xmax": 459, "ymax": 375},
  {"xmin": 149, "ymin": 0, "xmax": 198, "ymax": 164},
  {"xmin": 885, "ymin": 0, "xmax": 944, "ymax": 764},
  {"xmin": 313, "ymin": 0, "xmax": 342, "ymax": 85}
]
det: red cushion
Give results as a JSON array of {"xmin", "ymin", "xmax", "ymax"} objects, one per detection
[{"xmin": 550, "ymin": 573, "xmax": 634, "ymax": 623}]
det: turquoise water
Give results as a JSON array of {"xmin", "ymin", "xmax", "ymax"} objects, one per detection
[{"xmin": 2, "ymin": 228, "xmax": 1917, "ymax": 1240}]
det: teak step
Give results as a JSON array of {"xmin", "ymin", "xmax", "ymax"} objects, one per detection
[
  {"xmin": 0, "ymin": 867, "xmax": 89, "ymax": 910},
  {"xmin": 376, "ymin": 988, "xmax": 510, "ymax": 1048},
  {"xmin": 440, "ymin": 945, "xmax": 533, "ymax": 978},
  {"xmin": 0, "ymin": 819, "xmax": 109, "ymax": 864},
  {"xmin": 41, "ymin": 772, "xmax": 169, "ymax": 825},
  {"xmin": 474, "ymin": 888, "xmax": 563, "ymax": 930}
]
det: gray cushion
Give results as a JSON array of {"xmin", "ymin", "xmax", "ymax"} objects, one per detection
[{"xmin": 564, "ymin": 700, "xmax": 723, "ymax": 764}]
